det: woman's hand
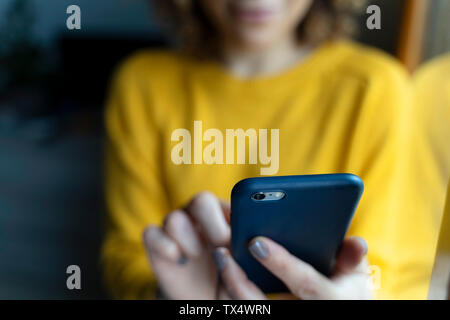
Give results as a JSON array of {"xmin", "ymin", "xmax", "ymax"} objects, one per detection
[
  {"xmin": 142, "ymin": 192, "xmax": 231, "ymax": 299},
  {"xmin": 213, "ymin": 236, "xmax": 373, "ymax": 300},
  {"xmin": 143, "ymin": 191, "xmax": 373, "ymax": 300}
]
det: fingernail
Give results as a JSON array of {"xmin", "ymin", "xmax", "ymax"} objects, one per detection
[
  {"xmin": 357, "ymin": 237, "xmax": 368, "ymax": 255},
  {"xmin": 213, "ymin": 248, "xmax": 227, "ymax": 271},
  {"xmin": 249, "ymin": 239, "xmax": 269, "ymax": 259},
  {"xmin": 177, "ymin": 254, "xmax": 188, "ymax": 265},
  {"xmin": 142, "ymin": 227, "xmax": 152, "ymax": 243}
]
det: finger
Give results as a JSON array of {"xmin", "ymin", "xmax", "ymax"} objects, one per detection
[
  {"xmin": 219, "ymin": 199, "xmax": 231, "ymax": 224},
  {"xmin": 164, "ymin": 210, "xmax": 203, "ymax": 258},
  {"xmin": 186, "ymin": 191, "xmax": 230, "ymax": 246},
  {"xmin": 270, "ymin": 293, "xmax": 298, "ymax": 300},
  {"xmin": 213, "ymin": 247, "xmax": 266, "ymax": 300},
  {"xmin": 143, "ymin": 225, "xmax": 183, "ymax": 263},
  {"xmin": 248, "ymin": 237, "xmax": 336, "ymax": 299},
  {"xmin": 215, "ymin": 287, "xmax": 231, "ymax": 300},
  {"xmin": 334, "ymin": 237, "xmax": 368, "ymax": 274},
  {"xmin": 447, "ymin": 273, "xmax": 450, "ymax": 300}
]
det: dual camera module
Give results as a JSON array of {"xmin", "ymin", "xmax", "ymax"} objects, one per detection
[{"xmin": 251, "ymin": 191, "xmax": 285, "ymax": 201}]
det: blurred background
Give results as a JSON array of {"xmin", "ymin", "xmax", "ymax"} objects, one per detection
[{"xmin": 0, "ymin": 0, "xmax": 448, "ymax": 299}]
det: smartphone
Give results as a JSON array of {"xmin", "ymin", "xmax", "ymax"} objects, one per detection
[{"xmin": 230, "ymin": 173, "xmax": 364, "ymax": 293}]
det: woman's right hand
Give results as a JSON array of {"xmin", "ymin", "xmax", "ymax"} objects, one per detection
[{"xmin": 143, "ymin": 192, "xmax": 231, "ymax": 299}]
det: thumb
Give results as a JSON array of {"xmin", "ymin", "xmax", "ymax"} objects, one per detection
[{"xmin": 334, "ymin": 236, "xmax": 368, "ymax": 274}]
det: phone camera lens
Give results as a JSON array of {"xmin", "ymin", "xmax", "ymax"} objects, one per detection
[{"xmin": 253, "ymin": 193, "xmax": 265, "ymax": 200}]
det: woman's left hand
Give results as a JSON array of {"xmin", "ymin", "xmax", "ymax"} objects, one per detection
[{"xmin": 213, "ymin": 236, "xmax": 373, "ymax": 300}]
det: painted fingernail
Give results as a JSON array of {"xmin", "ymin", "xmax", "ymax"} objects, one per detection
[
  {"xmin": 177, "ymin": 254, "xmax": 188, "ymax": 265},
  {"xmin": 249, "ymin": 239, "xmax": 269, "ymax": 259},
  {"xmin": 357, "ymin": 237, "xmax": 368, "ymax": 255},
  {"xmin": 213, "ymin": 248, "xmax": 227, "ymax": 271},
  {"xmin": 142, "ymin": 226, "xmax": 152, "ymax": 243}
]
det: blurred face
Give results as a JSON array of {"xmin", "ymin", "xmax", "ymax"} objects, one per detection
[{"xmin": 199, "ymin": 0, "xmax": 314, "ymax": 51}]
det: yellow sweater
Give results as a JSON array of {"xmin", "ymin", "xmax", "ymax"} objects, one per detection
[
  {"xmin": 412, "ymin": 54, "xmax": 450, "ymax": 211},
  {"xmin": 102, "ymin": 41, "xmax": 440, "ymax": 299},
  {"xmin": 412, "ymin": 54, "xmax": 450, "ymax": 274}
]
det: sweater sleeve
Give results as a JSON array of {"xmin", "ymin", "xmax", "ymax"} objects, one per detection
[
  {"xmin": 343, "ymin": 54, "xmax": 440, "ymax": 299},
  {"xmin": 101, "ymin": 54, "xmax": 170, "ymax": 299}
]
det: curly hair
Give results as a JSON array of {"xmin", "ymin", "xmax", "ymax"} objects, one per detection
[{"xmin": 153, "ymin": 0, "xmax": 366, "ymax": 58}]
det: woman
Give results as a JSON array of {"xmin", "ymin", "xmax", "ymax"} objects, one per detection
[{"xmin": 102, "ymin": 0, "xmax": 437, "ymax": 299}]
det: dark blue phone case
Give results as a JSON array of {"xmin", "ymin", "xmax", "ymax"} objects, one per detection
[{"xmin": 230, "ymin": 174, "xmax": 364, "ymax": 293}]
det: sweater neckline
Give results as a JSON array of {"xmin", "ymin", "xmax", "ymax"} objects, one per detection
[{"xmin": 192, "ymin": 40, "xmax": 344, "ymax": 91}]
